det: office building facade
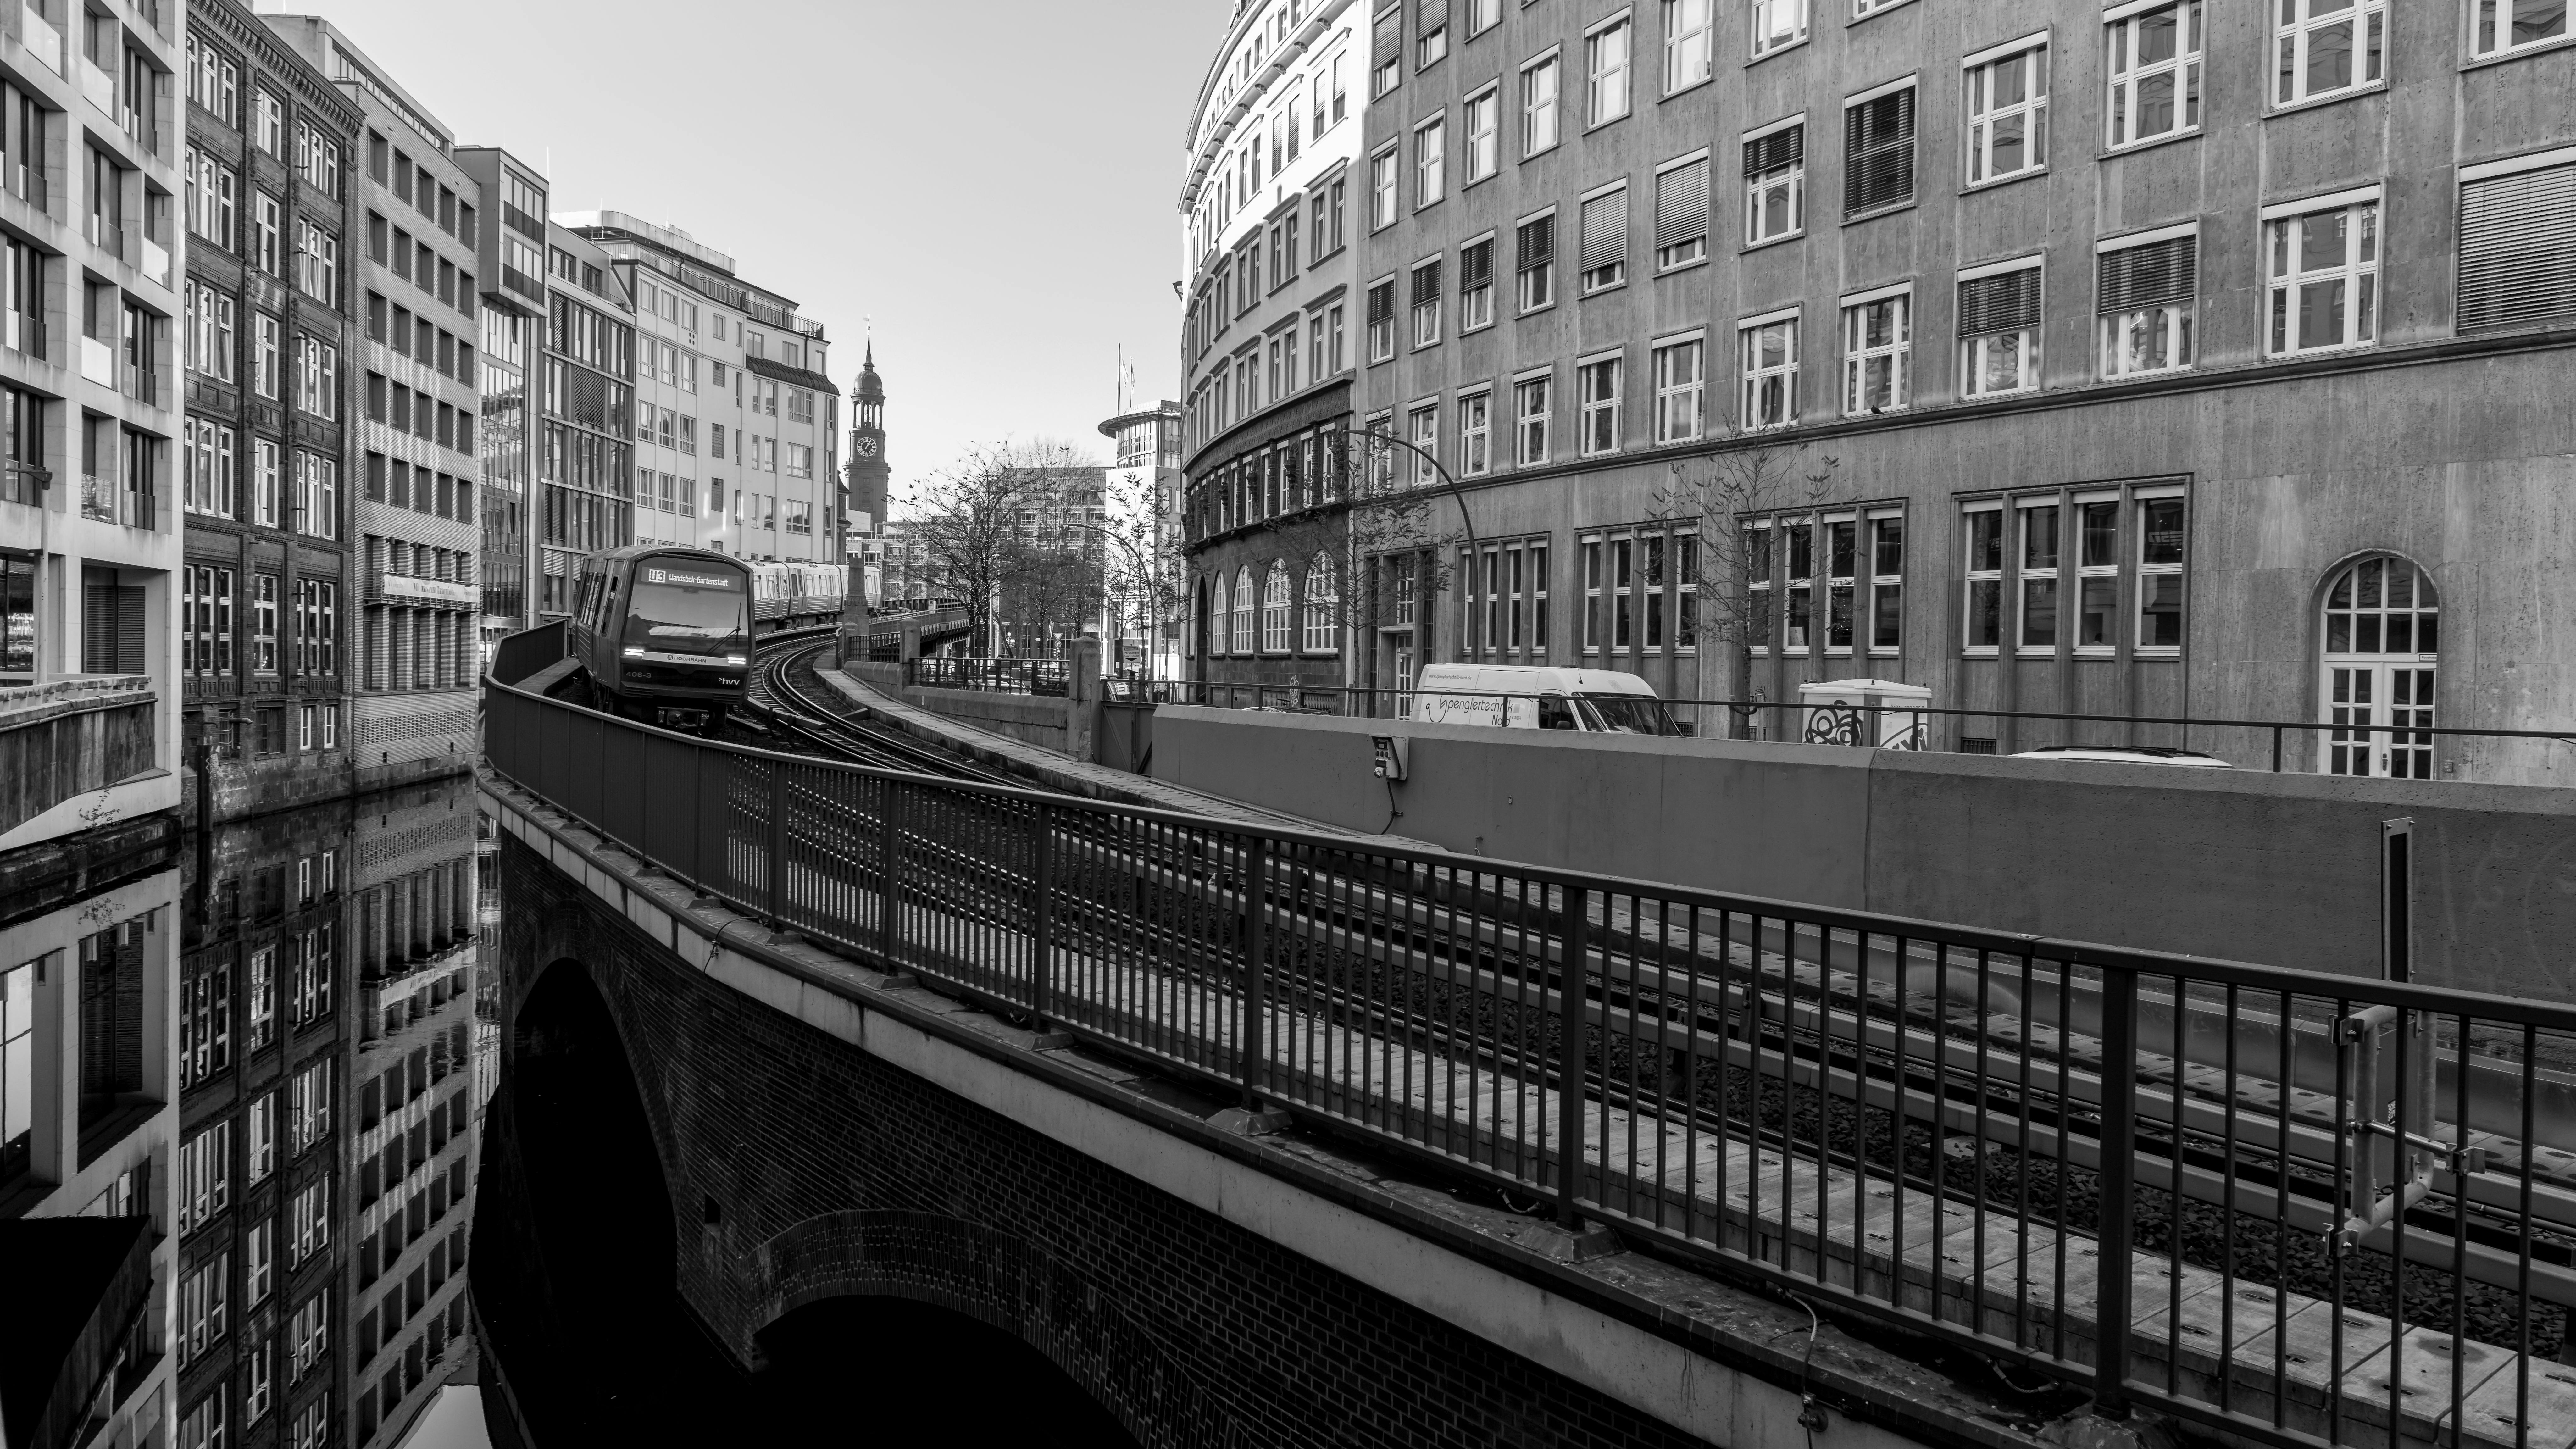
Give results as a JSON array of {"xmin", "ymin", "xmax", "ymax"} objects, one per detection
[
  {"xmin": 451, "ymin": 146, "xmax": 543, "ymax": 652},
  {"xmin": 1339, "ymin": 0, "xmax": 2576, "ymax": 778},
  {"xmin": 264, "ymin": 16, "xmax": 480, "ymax": 794},
  {"xmin": 180, "ymin": 0, "xmax": 358, "ymax": 818},
  {"xmin": 1178, "ymin": 0, "xmax": 1379, "ymax": 696}
]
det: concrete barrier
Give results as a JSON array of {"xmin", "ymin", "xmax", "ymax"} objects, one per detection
[
  {"xmin": 841, "ymin": 661, "xmax": 1073, "ymax": 754},
  {"xmin": 1147, "ymin": 706, "xmax": 2576, "ymax": 999}
]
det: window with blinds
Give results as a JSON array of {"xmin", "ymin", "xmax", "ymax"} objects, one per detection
[
  {"xmin": 1516, "ymin": 213, "xmax": 1555, "ymax": 310},
  {"xmin": 1460, "ymin": 237, "xmax": 1496, "ymax": 328},
  {"xmin": 1654, "ymin": 158, "xmax": 1710, "ymax": 269},
  {"xmin": 1418, "ymin": 0, "xmax": 1451, "ymax": 66},
  {"xmin": 1367, "ymin": 279, "xmax": 1398, "ymax": 361},
  {"xmin": 1843, "ymin": 88, "xmax": 1915, "ymax": 218},
  {"xmin": 2458, "ymin": 158, "xmax": 2576, "ymax": 334},
  {"xmin": 1958, "ymin": 263, "xmax": 2041, "ymax": 396},
  {"xmin": 1579, "ymin": 187, "xmax": 1628, "ymax": 292},
  {"xmin": 1744, "ymin": 123, "xmax": 1804, "ymax": 244},
  {"xmin": 2097, "ymin": 233, "xmax": 2197, "ymax": 375}
]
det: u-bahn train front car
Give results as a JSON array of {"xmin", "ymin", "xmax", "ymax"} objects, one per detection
[{"xmin": 616, "ymin": 556, "xmax": 751, "ymax": 729}]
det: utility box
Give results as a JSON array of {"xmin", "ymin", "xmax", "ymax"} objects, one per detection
[
  {"xmin": 1796, "ymin": 678, "xmax": 1931, "ymax": 750},
  {"xmin": 1370, "ymin": 735, "xmax": 1409, "ymax": 782}
]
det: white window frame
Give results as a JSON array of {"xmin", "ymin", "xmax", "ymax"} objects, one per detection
[
  {"xmin": 1302, "ymin": 553, "xmax": 1340, "ymax": 652},
  {"xmin": 1231, "ymin": 566, "xmax": 1254, "ymax": 653},
  {"xmin": 1367, "ymin": 276, "xmax": 1397, "ymax": 362},
  {"xmin": 2016, "ymin": 496, "xmax": 2062, "ymax": 654},
  {"xmin": 1414, "ymin": 113, "xmax": 1446, "ymax": 208},
  {"xmin": 1515, "ymin": 208, "xmax": 1557, "ymax": 312},
  {"xmin": 2470, "ymin": 0, "xmax": 2570, "ymax": 59},
  {"xmin": 1865, "ymin": 507, "xmax": 1906, "ymax": 654},
  {"xmin": 1407, "ymin": 399, "xmax": 1439, "ymax": 487},
  {"xmin": 1963, "ymin": 33, "xmax": 2050, "ymax": 187},
  {"xmin": 1664, "ymin": 0, "xmax": 1714, "ymax": 92},
  {"xmin": 1743, "ymin": 115, "xmax": 1805, "ymax": 247},
  {"xmin": 1458, "ymin": 386, "xmax": 1493, "ymax": 475},
  {"xmin": 1839, "ymin": 282, "xmax": 1911, "ymax": 414},
  {"xmin": 1957, "ymin": 254, "xmax": 2043, "ymax": 399},
  {"xmin": 1261, "ymin": 562, "xmax": 1291, "ymax": 653},
  {"xmin": 2262, "ymin": 186, "xmax": 2380, "ymax": 357},
  {"xmin": 1369, "ymin": 145, "xmax": 1400, "ymax": 229},
  {"xmin": 1513, "ymin": 368, "xmax": 1552, "ymax": 465},
  {"xmin": 2070, "ymin": 491, "xmax": 2122, "ymax": 655},
  {"xmin": 1463, "ymin": 86, "xmax": 1500, "ymax": 184},
  {"xmin": 1410, "ymin": 257, "xmax": 1443, "ymax": 347},
  {"xmin": 1650, "ymin": 333, "xmax": 1705, "ymax": 444},
  {"xmin": 1738, "ymin": 307, "xmax": 1801, "ymax": 430},
  {"xmin": 1586, "ymin": 13, "xmax": 1634, "ymax": 126},
  {"xmin": 1520, "ymin": 50, "xmax": 1562, "ymax": 157},
  {"xmin": 1752, "ymin": 0, "xmax": 1808, "ymax": 58},
  {"xmin": 2274, "ymin": 0, "xmax": 2385, "ymax": 106},
  {"xmin": 1962, "ymin": 501, "xmax": 2004, "ymax": 654},
  {"xmin": 1577, "ymin": 180, "xmax": 1628, "ymax": 294},
  {"xmin": 2104, "ymin": 0, "xmax": 2203, "ymax": 150},
  {"xmin": 2134, "ymin": 485, "xmax": 2186, "ymax": 655},
  {"xmin": 2096, "ymin": 221, "xmax": 2199, "ymax": 377},
  {"xmin": 1576, "ymin": 350, "xmax": 1624, "ymax": 456}
]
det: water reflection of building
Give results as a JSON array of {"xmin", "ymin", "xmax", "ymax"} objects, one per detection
[
  {"xmin": 343, "ymin": 778, "xmax": 481, "ymax": 1447},
  {"xmin": 174, "ymin": 791, "xmax": 355, "ymax": 1449}
]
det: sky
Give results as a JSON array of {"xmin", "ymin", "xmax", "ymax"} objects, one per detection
[{"xmin": 260, "ymin": 0, "xmax": 1230, "ymax": 511}]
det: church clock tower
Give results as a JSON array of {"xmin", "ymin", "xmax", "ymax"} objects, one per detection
[{"xmin": 844, "ymin": 336, "xmax": 891, "ymax": 611}]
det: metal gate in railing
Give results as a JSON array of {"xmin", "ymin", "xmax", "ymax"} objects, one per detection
[{"xmin": 482, "ymin": 676, "xmax": 2576, "ymax": 1449}]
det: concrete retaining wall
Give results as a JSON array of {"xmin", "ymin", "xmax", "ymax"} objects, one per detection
[
  {"xmin": 1148, "ymin": 706, "xmax": 2576, "ymax": 999},
  {"xmin": 843, "ymin": 662, "xmax": 1071, "ymax": 754}
]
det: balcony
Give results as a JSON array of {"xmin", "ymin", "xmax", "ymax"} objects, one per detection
[
  {"xmin": 78, "ymin": 472, "xmax": 148, "ymax": 527},
  {"xmin": 77, "ymin": 57, "xmax": 109, "ymax": 116},
  {"xmin": 18, "ymin": 3, "xmax": 60, "ymax": 75},
  {"xmin": 139, "ymin": 236, "xmax": 166, "ymax": 287},
  {"xmin": 502, "ymin": 202, "xmax": 541, "ymax": 239},
  {"xmin": 0, "ymin": 675, "xmax": 155, "ymax": 837},
  {"xmin": 501, "ymin": 264, "xmax": 542, "ymax": 302},
  {"xmin": 78, "ymin": 335, "xmax": 110, "ymax": 386},
  {"xmin": 82, "ymin": 212, "xmax": 122, "ymax": 262}
]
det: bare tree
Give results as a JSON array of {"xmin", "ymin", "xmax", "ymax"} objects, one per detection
[
  {"xmin": 1220, "ymin": 430, "xmax": 1460, "ymax": 647},
  {"xmin": 900, "ymin": 439, "xmax": 1095, "ymax": 657},
  {"xmin": 1648, "ymin": 413, "xmax": 1843, "ymax": 702},
  {"xmin": 1097, "ymin": 468, "xmax": 1186, "ymax": 676}
]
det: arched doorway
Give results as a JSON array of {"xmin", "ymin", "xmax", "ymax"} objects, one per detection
[{"xmin": 2319, "ymin": 554, "xmax": 2439, "ymax": 777}]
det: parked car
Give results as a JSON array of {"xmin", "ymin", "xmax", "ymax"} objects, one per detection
[
  {"xmin": 1407, "ymin": 665, "xmax": 1687, "ymax": 735},
  {"xmin": 2008, "ymin": 745, "xmax": 2235, "ymax": 768}
]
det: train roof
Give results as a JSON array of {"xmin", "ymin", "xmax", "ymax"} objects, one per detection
[{"xmin": 588, "ymin": 544, "xmax": 748, "ymax": 570}]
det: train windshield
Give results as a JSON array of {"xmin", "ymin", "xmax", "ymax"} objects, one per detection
[
  {"xmin": 625, "ymin": 567, "xmax": 748, "ymax": 656},
  {"xmin": 1575, "ymin": 694, "xmax": 1685, "ymax": 735}
]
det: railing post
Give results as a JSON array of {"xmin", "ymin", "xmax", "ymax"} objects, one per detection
[
  {"xmin": 1558, "ymin": 886, "xmax": 1590, "ymax": 1228},
  {"xmin": 1030, "ymin": 800, "xmax": 1054, "ymax": 1027},
  {"xmin": 2094, "ymin": 962, "xmax": 2139, "ymax": 1418},
  {"xmin": 767, "ymin": 760, "xmax": 788, "ymax": 926},
  {"xmin": 879, "ymin": 778, "xmax": 903, "ymax": 966},
  {"xmin": 1239, "ymin": 834, "xmax": 1270, "ymax": 1107}
]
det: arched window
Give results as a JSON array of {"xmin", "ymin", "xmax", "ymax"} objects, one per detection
[
  {"xmin": 2320, "ymin": 554, "xmax": 2439, "ymax": 778},
  {"xmin": 1302, "ymin": 553, "xmax": 1338, "ymax": 654},
  {"xmin": 1261, "ymin": 562, "xmax": 1291, "ymax": 653},
  {"xmin": 1201, "ymin": 575, "xmax": 1221, "ymax": 656},
  {"xmin": 1231, "ymin": 567, "xmax": 1254, "ymax": 655}
]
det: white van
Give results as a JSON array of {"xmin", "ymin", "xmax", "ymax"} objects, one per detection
[{"xmin": 1407, "ymin": 664, "xmax": 1685, "ymax": 734}]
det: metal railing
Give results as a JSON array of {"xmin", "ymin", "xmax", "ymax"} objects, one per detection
[
  {"xmin": 1175, "ymin": 681, "xmax": 2576, "ymax": 773},
  {"xmin": 908, "ymin": 656, "xmax": 1070, "ymax": 697},
  {"xmin": 484, "ymin": 674, "xmax": 2576, "ymax": 1449}
]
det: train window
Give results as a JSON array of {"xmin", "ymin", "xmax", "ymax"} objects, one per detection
[{"xmin": 626, "ymin": 564, "xmax": 748, "ymax": 657}]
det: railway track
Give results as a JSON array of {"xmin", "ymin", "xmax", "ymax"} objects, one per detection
[{"xmin": 740, "ymin": 632, "xmax": 1024, "ymax": 785}]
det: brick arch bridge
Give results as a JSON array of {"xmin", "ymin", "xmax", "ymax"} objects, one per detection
[{"xmin": 466, "ymin": 773, "xmax": 1987, "ymax": 1449}]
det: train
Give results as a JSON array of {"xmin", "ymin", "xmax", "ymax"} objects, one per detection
[
  {"xmin": 749, "ymin": 560, "xmax": 849, "ymax": 631},
  {"xmin": 568, "ymin": 546, "xmax": 755, "ymax": 733}
]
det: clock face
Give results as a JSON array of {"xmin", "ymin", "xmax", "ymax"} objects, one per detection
[{"xmin": 855, "ymin": 436, "xmax": 880, "ymax": 458}]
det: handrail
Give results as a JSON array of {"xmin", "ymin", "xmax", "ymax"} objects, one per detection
[{"xmin": 481, "ymin": 672, "xmax": 2576, "ymax": 1449}]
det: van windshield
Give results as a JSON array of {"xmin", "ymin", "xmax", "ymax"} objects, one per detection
[
  {"xmin": 1577, "ymin": 694, "xmax": 1684, "ymax": 735},
  {"xmin": 625, "ymin": 580, "xmax": 749, "ymax": 656}
]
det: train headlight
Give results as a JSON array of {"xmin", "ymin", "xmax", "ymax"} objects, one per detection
[
  {"xmin": 623, "ymin": 646, "xmax": 644, "ymax": 657},
  {"xmin": 725, "ymin": 654, "xmax": 748, "ymax": 666}
]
